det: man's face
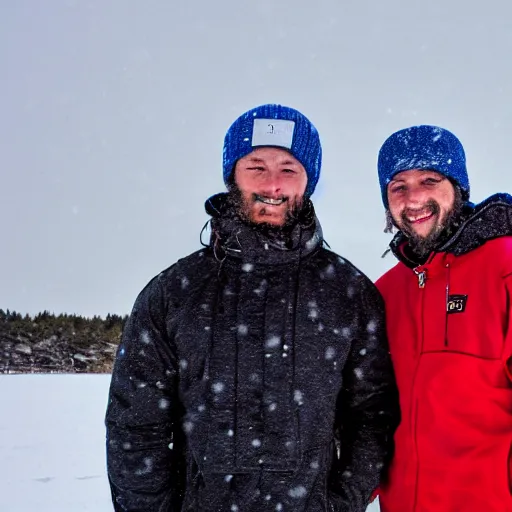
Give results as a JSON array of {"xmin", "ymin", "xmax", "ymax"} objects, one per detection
[
  {"xmin": 387, "ymin": 169, "xmax": 457, "ymax": 243},
  {"xmin": 233, "ymin": 147, "xmax": 308, "ymax": 227}
]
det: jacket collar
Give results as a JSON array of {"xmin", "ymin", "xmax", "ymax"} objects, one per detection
[
  {"xmin": 204, "ymin": 193, "xmax": 324, "ymax": 266},
  {"xmin": 389, "ymin": 193, "xmax": 512, "ymax": 268}
]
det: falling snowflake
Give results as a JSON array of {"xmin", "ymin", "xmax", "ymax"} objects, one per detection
[
  {"xmin": 323, "ymin": 264, "xmax": 335, "ymax": 277},
  {"xmin": 140, "ymin": 331, "xmax": 151, "ymax": 344},
  {"xmin": 367, "ymin": 320, "xmax": 377, "ymax": 333},
  {"xmin": 325, "ymin": 347, "xmax": 335, "ymax": 360},
  {"xmin": 266, "ymin": 336, "xmax": 281, "ymax": 349},
  {"xmin": 288, "ymin": 485, "xmax": 307, "ymax": 498},
  {"xmin": 159, "ymin": 398, "xmax": 170, "ymax": 410},
  {"xmin": 183, "ymin": 421, "xmax": 194, "ymax": 433},
  {"xmin": 212, "ymin": 382, "xmax": 225, "ymax": 393},
  {"xmin": 135, "ymin": 457, "xmax": 154, "ymax": 476},
  {"xmin": 308, "ymin": 309, "xmax": 319, "ymax": 320}
]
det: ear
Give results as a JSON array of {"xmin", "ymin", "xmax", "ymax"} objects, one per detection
[
  {"xmin": 226, "ymin": 165, "xmax": 237, "ymax": 191},
  {"xmin": 384, "ymin": 210, "xmax": 397, "ymax": 234},
  {"xmin": 298, "ymin": 198, "xmax": 315, "ymax": 224}
]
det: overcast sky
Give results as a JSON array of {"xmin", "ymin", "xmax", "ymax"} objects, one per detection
[{"xmin": 2, "ymin": 0, "xmax": 512, "ymax": 317}]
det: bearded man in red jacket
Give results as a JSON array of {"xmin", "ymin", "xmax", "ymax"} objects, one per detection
[{"xmin": 374, "ymin": 125, "xmax": 512, "ymax": 512}]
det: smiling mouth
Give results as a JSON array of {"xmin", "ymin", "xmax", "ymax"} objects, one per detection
[
  {"xmin": 406, "ymin": 210, "xmax": 435, "ymax": 224},
  {"xmin": 254, "ymin": 195, "xmax": 287, "ymax": 206}
]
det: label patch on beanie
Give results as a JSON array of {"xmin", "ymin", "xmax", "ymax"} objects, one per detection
[{"xmin": 252, "ymin": 119, "xmax": 295, "ymax": 149}]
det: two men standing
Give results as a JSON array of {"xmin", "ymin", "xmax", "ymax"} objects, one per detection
[{"xmin": 106, "ymin": 105, "xmax": 512, "ymax": 511}]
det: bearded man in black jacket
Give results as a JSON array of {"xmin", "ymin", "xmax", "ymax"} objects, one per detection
[{"xmin": 105, "ymin": 104, "xmax": 399, "ymax": 512}]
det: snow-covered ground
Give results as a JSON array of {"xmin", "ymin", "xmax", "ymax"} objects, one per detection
[
  {"xmin": 0, "ymin": 374, "xmax": 379, "ymax": 512},
  {"xmin": 0, "ymin": 375, "xmax": 112, "ymax": 512}
]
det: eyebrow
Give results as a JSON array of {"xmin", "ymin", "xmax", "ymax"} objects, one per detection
[
  {"xmin": 245, "ymin": 158, "xmax": 298, "ymax": 166},
  {"xmin": 390, "ymin": 172, "xmax": 445, "ymax": 183}
]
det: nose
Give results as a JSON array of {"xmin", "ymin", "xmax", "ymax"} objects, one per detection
[
  {"xmin": 260, "ymin": 171, "xmax": 282, "ymax": 196},
  {"xmin": 405, "ymin": 183, "xmax": 429, "ymax": 207}
]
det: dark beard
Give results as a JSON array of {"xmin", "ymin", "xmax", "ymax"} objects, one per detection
[
  {"xmin": 402, "ymin": 192, "xmax": 465, "ymax": 261},
  {"xmin": 228, "ymin": 187, "xmax": 305, "ymax": 234}
]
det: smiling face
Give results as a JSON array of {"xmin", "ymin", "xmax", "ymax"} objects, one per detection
[
  {"xmin": 232, "ymin": 147, "xmax": 308, "ymax": 227},
  {"xmin": 387, "ymin": 169, "xmax": 460, "ymax": 253}
]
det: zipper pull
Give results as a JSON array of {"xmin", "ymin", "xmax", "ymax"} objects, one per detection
[{"xmin": 414, "ymin": 268, "xmax": 427, "ymax": 288}]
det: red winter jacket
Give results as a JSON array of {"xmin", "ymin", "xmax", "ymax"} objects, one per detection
[{"xmin": 376, "ymin": 195, "xmax": 512, "ymax": 512}]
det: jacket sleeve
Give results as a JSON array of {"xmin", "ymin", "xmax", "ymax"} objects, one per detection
[
  {"xmin": 329, "ymin": 279, "xmax": 400, "ymax": 512},
  {"xmin": 105, "ymin": 275, "xmax": 183, "ymax": 512},
  {"xmin": 503, "ymin": 273, "xmax": 512, "ymax": 381}
]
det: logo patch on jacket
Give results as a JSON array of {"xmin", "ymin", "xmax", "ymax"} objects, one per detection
[{"xmin": 447, "ymin": 294, "xmax": 468, "ymax": 314}]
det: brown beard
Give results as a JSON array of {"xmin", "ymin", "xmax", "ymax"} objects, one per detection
[
  {"xmin": 228, "ymin": 186, "xmax": 304, "ymax": 232},
  {"xmin": 395, "ymin": 189, "xmax": 465, "ymax": 260}
]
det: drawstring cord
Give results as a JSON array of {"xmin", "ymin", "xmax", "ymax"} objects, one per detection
[
  {"xmin": 199, "ymin": 220, "xmax": 227, "ymax": 385},
  {"xmin": 289, "ymin": 224, "xmax": 305, "ymax": 463},
  {"xmin": 199, "ymin": 220, "xmax": 211, "ymax": 248}
]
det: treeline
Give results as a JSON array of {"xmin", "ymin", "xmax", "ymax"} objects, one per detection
[
  {"xmin": 0, "ymin": 309, "xmax": 128, "ymax": 330},
  {"xmin": 0, "ymin": 309, "xmax": 129, "ymax": 374}
]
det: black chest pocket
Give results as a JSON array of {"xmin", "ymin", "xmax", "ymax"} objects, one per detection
[{"xmin": 445, "ymin": 292, "xmax": 502, "ymax": 359}]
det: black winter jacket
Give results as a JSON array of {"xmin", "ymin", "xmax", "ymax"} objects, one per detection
[{"xmin": 106, "ymin": 194, "xmax": 399, "ymax": 512}]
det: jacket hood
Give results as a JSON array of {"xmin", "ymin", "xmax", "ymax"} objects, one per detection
[
  {"xmin": 203, "ymin": 192, "xmax": 324, "ymax": 265},
  {"xmin": 389, "ymin": 193, "xmax": 512, "ymax": 267}
]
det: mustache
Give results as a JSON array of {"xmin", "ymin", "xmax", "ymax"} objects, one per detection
[
  {"xmin": 228, "ymin": 187, "xmax": 305, "ymax": 228},
  {"xmin": 251, "ymin": 193, "xmax": 288, "ymax": 201},
  {"xmin": 400, "ymin": 200, "xmax": 440, "ymax": 225}
]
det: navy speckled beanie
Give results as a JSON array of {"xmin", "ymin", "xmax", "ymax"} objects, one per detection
[
  {"xmin": 378, "ymin": 125, "xmax": 470, "ymax": 208},
  {"xmin": 223, "ymin": 104, "xmax": 322, "ymax": 198}
]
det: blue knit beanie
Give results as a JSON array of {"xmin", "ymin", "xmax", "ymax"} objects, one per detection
[
  {"xmin": 378, "ymin": 125, "xmax": 470, "ymax": 208},
  {"xmin": 223, "ymin": 104, "xmax": 322, "ymax": 198}
]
